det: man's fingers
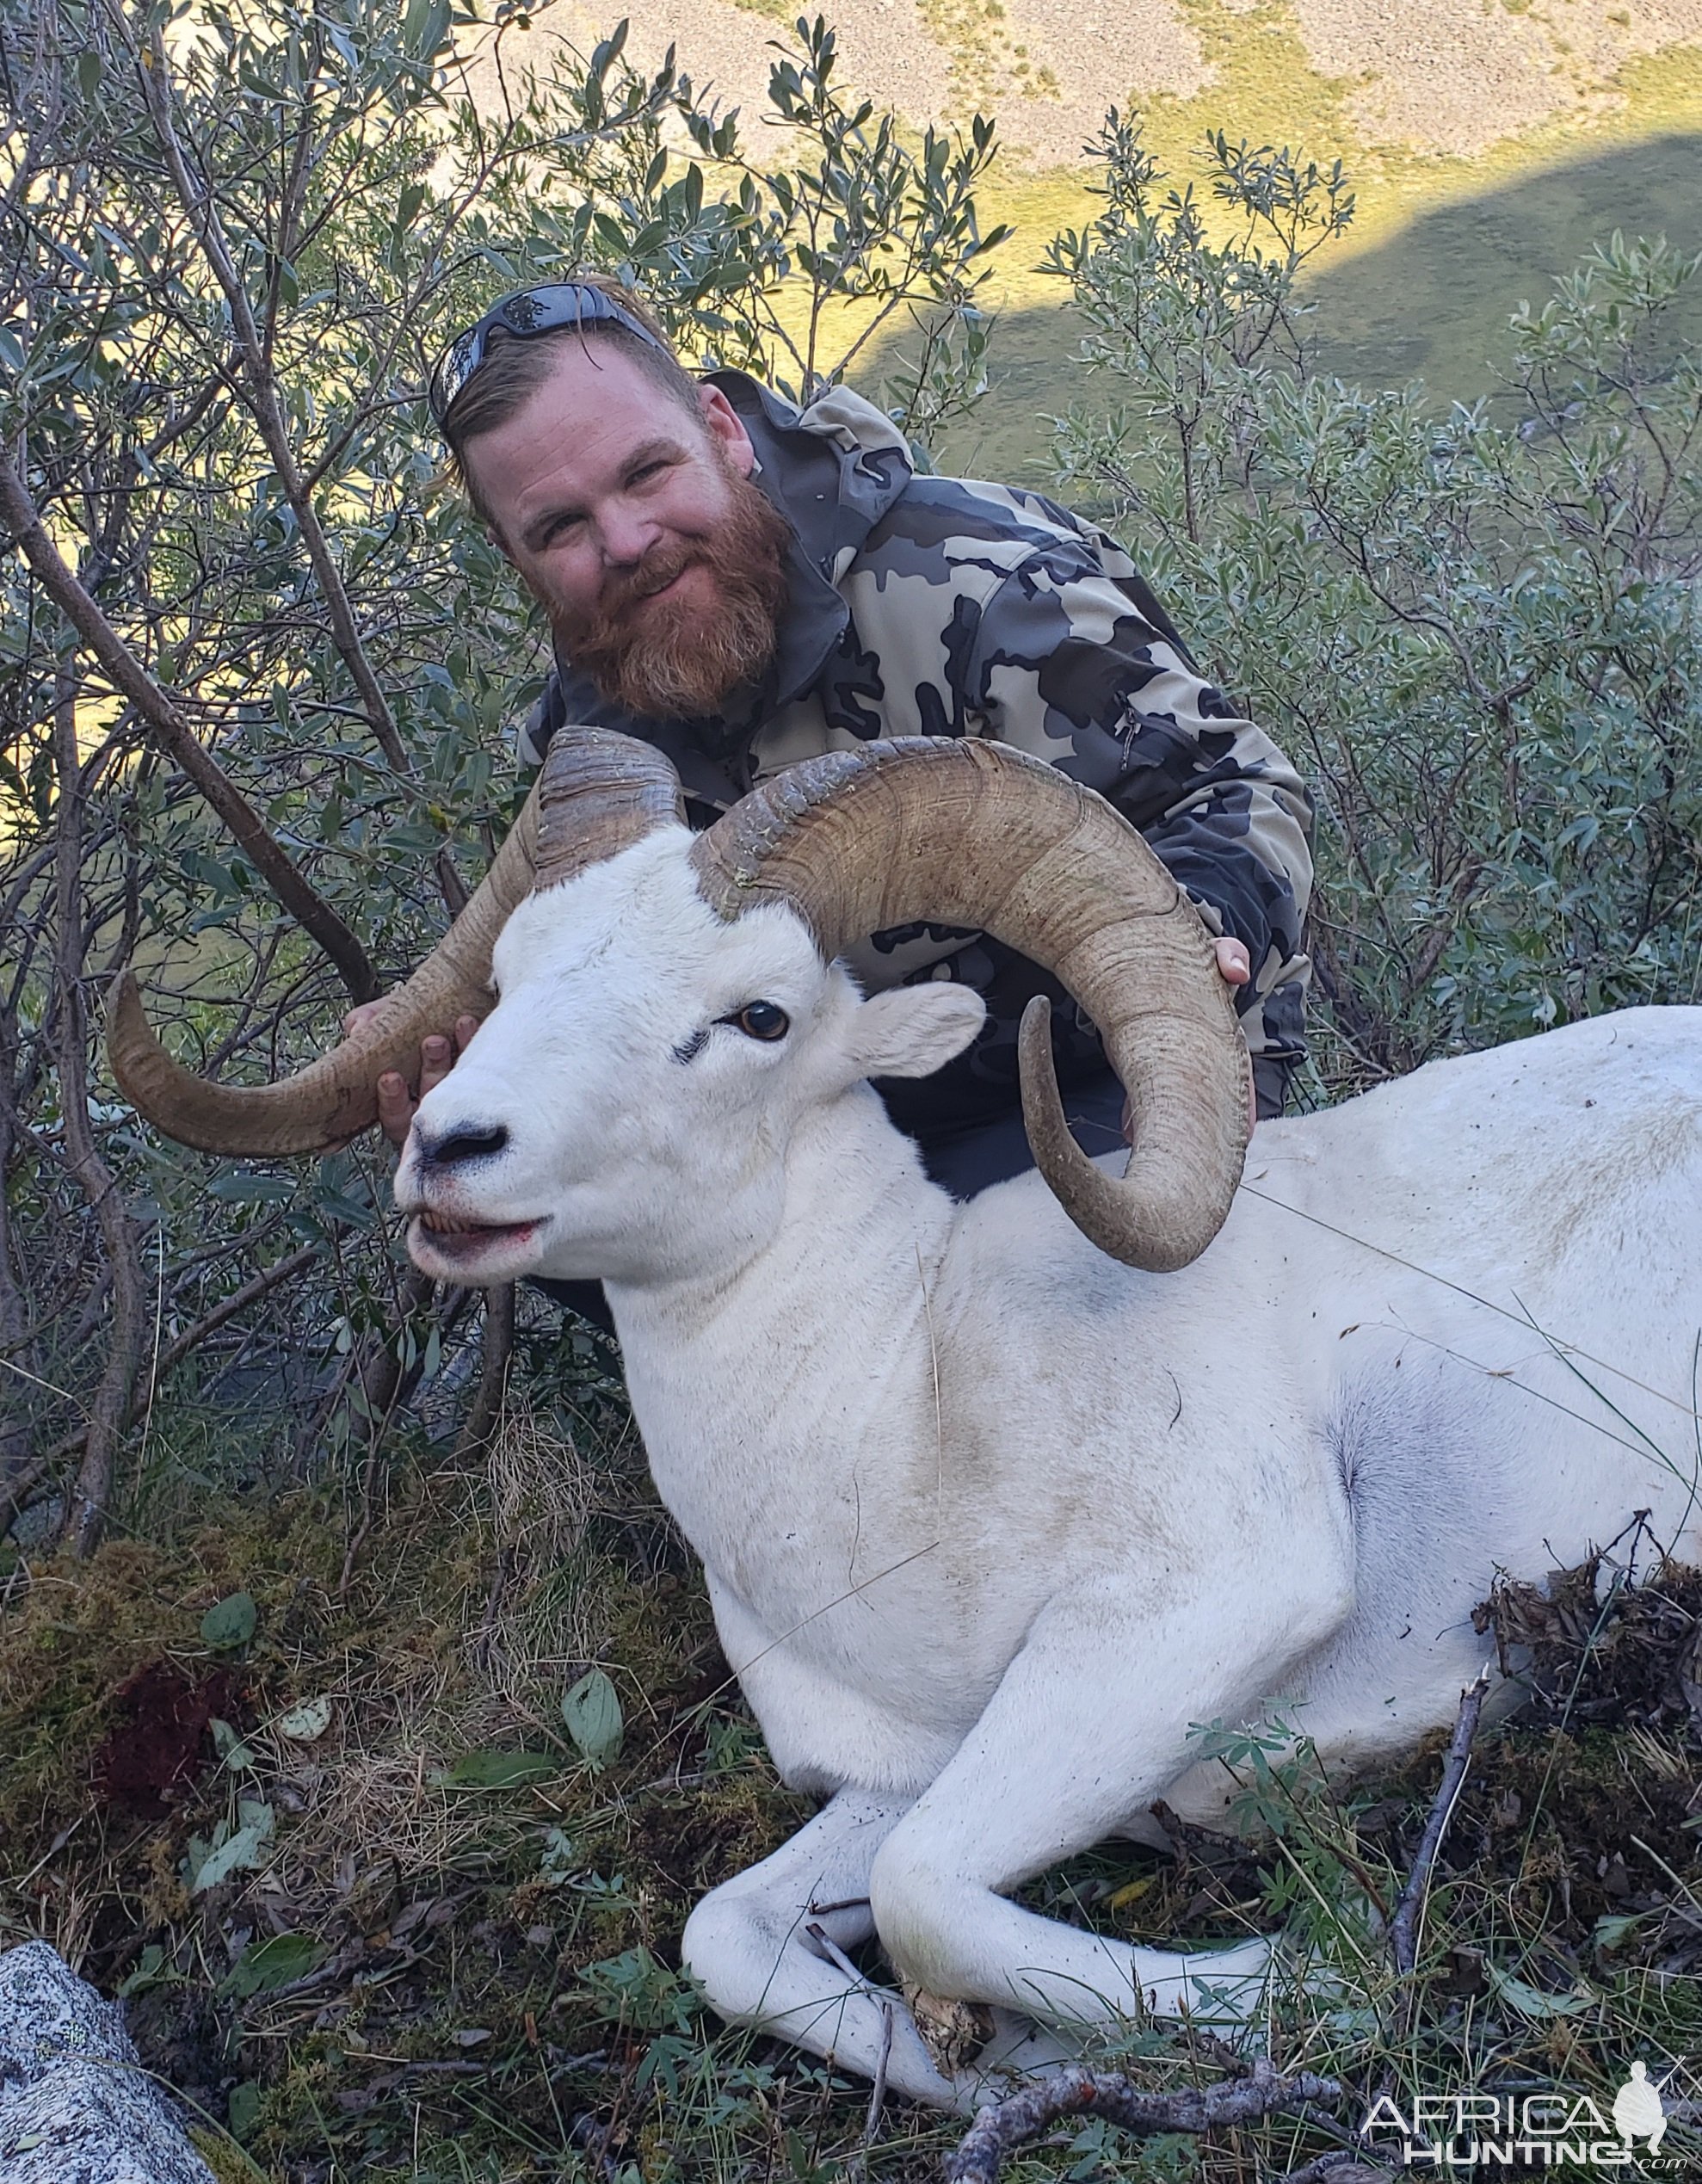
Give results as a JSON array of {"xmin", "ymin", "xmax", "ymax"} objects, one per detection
[
  {"xmin": 1214, "ymin": 937, "xmax": 1252, "ymax": 986},
  {"xmin": 418, "ymin": 1033, "xmax": 455, "ymax": 1099},
  {"xmin": 342, "ymin": 998, "xmax": 386, "ymax": 1039},
  {"xmin": 376, "ymin": 1070, "xmax": 414, "ymax": 1150},
  {"xmin": 359, "ymin": 1015, "xmax": 476, "ymax": 1151},
  {"xmin": 1208, "ymin": 941, "xmax": 1256, "ymax": 1132}
]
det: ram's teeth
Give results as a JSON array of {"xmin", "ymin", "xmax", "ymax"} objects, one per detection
[{"xmin": 419, "ymin": 1210, "xmax": 483, "ymax": 1237}]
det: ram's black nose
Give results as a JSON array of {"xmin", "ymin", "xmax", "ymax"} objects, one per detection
[{"xmin": 416, "ymin": 1122, "xmax": 509, "ymax": 1169}]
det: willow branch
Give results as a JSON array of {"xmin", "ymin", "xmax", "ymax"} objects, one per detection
[
  {"xmin": 1390, "ymin": 1669, "xmax": 1490, "ymax": 1978},
  {"xmin": 0, "ymin": 447, "xmax": 378, "ymax": 1002},
  {"xmin": 131, "ymin": 1240, "xmax": 324, "ymax": 1419},
  {"xmin": 51, "ymin": 671, "xmax": 145, "ymax": 1557},
  {"xmin": 453, "ymin": 1280, "xmax": 514, "ymax": 1460},
  {"xmin": 129, "ymin": 13, "xmax": 413, "ymax": 780}
]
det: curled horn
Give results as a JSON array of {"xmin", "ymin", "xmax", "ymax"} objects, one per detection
[
  {"xmin": 108, "ymin": 728, "xmax": 685, "ymax": 1157},
  {"xmin": 688, "ymin": 737, "xmax": 1249, "ymax": 1271}
]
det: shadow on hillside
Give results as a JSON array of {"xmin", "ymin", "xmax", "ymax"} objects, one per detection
[
  {"xmin": 881, "ymin": 131, "xmax": 1702, "ymax": 482},
  {"xmin": 1304, "ymin": 129, "xmax": 1702, "ymax": 395}
]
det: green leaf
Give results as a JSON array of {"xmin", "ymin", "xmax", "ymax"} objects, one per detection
[
  {"xmin": 207, "ymin": 1170, "xmax": 294, "ymax": 1205},
  {"xmin": 200, "ymin": 1591, "xmax": 257, "ymax": 1650},
  {"xmin": 1484, "ymin": 1963, "xmax": 1594, "ymax": 2019},
  {"xmin": 118, "ymin": 1942, "xmax": 170, "ymax": 1999},
  {"xmin": 188, "ymin": 1800, "xmax": 275, "ymax": 1892},
  {"xmin": 539, "ymin": 1824, "xmax": 577, "ymax": 1883},
  {"xmin": 227, "ymin": 2082, "xmax": 263, "ymax": 2137},
  {"xmin": 562, "ymin": 1669, "xmax": 624, "ymax": 1769},
  {"xmin": 219, "ymin": 1932, "xmax": 321, "ymax": 1998},
  {"xmin": 401, "ymin": 0, "xmax": 451, "ymax": 61},
  {"xmin": 212, "ymin": 1718, "xmax": 256, "ymax": 1772},
  {"xmin": 436, "ymin": 1747, "xmax": 560, "ymax": 1788}
]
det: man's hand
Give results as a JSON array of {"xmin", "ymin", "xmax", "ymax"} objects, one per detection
[
  {"xmin": 1120, "ymin": 936, "xmax": 1256, "ymax": 1145},
  {"xmin": 341, "ymin": 1002, "xmax": 481, "ymax": 1150}
]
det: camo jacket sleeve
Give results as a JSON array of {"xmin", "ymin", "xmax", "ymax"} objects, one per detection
[{"xmin": 965, "ymin": 532, "xmax": 1313, "ymax": 1101}]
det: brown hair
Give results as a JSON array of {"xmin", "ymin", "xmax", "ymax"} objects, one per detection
[{"xmin": 441, "ymin": 275, "xmax": 703, "ymax": 525}]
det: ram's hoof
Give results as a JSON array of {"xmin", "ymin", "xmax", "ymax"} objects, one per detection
[{"xmin": 901, "ymin": 1980, "xmax": 996, "ymax": 2076}]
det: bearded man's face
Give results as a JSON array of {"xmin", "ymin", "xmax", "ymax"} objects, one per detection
[{"xmin": 462, "ymin": 342, "xmax": 792, "ymax": 719}]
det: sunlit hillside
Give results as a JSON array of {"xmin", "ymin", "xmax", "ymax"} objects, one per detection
[{"xmin": 466, "ymin": 0, "xmax": 1702, "ymax": 472}]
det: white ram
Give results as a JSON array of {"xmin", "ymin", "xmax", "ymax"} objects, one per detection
[{"xmin": 112, "ymin": 729, "xmax": 1702, "ymax": 2109}]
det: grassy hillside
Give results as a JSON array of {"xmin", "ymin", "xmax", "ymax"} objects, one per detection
[
  {"xmin": 865, "ymin": 28, "xmax": 1702, "ymax": 477},
  {"xmin": 459, "ymin": 0, "xmax": 1702, "ymax": 473}
]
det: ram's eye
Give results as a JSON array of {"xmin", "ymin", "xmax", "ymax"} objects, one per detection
[{"xmin": 725, "ymin": 1001, "xmax": 790, "ymax": 1041}]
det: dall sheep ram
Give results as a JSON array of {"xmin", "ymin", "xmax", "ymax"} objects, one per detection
[{"xmin": 113, "ymin": 728, "xmax": 1702, "ymax": 2109}]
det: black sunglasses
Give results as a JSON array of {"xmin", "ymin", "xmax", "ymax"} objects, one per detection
[{"xmin": 429, "ymin": 281, "xmax": 665, "ymax": 427}]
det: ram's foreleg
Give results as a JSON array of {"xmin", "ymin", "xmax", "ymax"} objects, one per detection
[
  {"xmin": 681, "ymin": 1787, "xmax": 980, "ymax": 2107},
  {"xmin": 866, "ymin": 1571, "xmax": 1349, "ymax": 2036}
]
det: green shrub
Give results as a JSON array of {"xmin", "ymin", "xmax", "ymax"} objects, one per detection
[{"xmin": 1046, "ymin": 119, "xmax": 1702, "ymax": 1089}]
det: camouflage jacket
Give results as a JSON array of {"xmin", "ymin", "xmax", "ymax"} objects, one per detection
[{"xmin": 521, "ymin": 372, "xmax": 1313, "ymax": 1126}]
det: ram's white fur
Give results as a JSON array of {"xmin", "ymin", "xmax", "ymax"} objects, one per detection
[{"xmin": 396, "ymin": 826, "xmax": 1702, "ymax": 2107}]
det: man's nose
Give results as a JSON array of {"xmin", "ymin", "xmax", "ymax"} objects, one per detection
[{"xmin": 596, "ymin": 500, "xmax": 660, "ymax": 568}]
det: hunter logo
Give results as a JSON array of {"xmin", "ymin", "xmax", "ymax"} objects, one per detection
[
  {"xmin": 1611, "ymin": 2064, "xmax": 1668, "ymax": 2156},
  {"xmin": 1363, "ymin": 2065, "xmax": 1685, "ymax": 2169}
]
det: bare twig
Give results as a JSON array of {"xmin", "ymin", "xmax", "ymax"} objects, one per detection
[
  {"xmin": 943, "ymin": 2060, "xmax": 1343, "ymax": 2184},
  {"xmin": 10, "ymin": 1242, "xmax": 325, "ymax": 1490},
  {"xmin": 134, "ymin": 1242, "xmax": 324, "ymax": 1416},
  {"xmin": 453, "ymin": 1282, "xmax": 515, "ymax": 1461},
  {"xmin": 863, "ymin": 1998, "xmax": 894, "ymax": 2154},
  {"xmin": 0, "ymin": 1011, "xmax": 38, "ymax": 1481},
  {"xmin": 50, "ymin": 670, "xmax": 145, "ymax": 1556},
  {"xmin": 1389, "ymin": 1669, "xmax": 1490, "ymax": 1978},
  {"xmin": 336, "ymin": 1265, "xmax": 439, "ymax": 1593}
]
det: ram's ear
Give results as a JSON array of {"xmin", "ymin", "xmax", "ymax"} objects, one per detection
[{"xmin": 846, "ymin": 983, "xmax": 987, "ymax": 1080}]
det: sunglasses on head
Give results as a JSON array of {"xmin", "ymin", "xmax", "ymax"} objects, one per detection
[{"xmin": 429, "ymin": 281, "xmax": 665, "ymax": 427}]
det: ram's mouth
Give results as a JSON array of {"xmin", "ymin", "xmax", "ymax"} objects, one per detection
[{"xmin": 410, "ymin": 1207, "xmax": 542, "ymax": 1262}]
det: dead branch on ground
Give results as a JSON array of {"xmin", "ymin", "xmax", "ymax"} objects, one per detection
[{"xmin": 943, "ymin": 2058, "xmax": 1342, "ymax": 2184}]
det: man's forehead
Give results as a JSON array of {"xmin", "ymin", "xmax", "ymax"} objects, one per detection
[
  {"xmin": 470, "ymin": 340, "xmax": 704, "ymax": 515},
  {"xmin": 530, "ymin": 332, "xmax": 690, "ymax": 424}
]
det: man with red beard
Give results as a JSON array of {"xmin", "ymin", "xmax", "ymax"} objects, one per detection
[{"xmin": 361, "ymin": 278, "xmax": 1311, "ymax": 1290}]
